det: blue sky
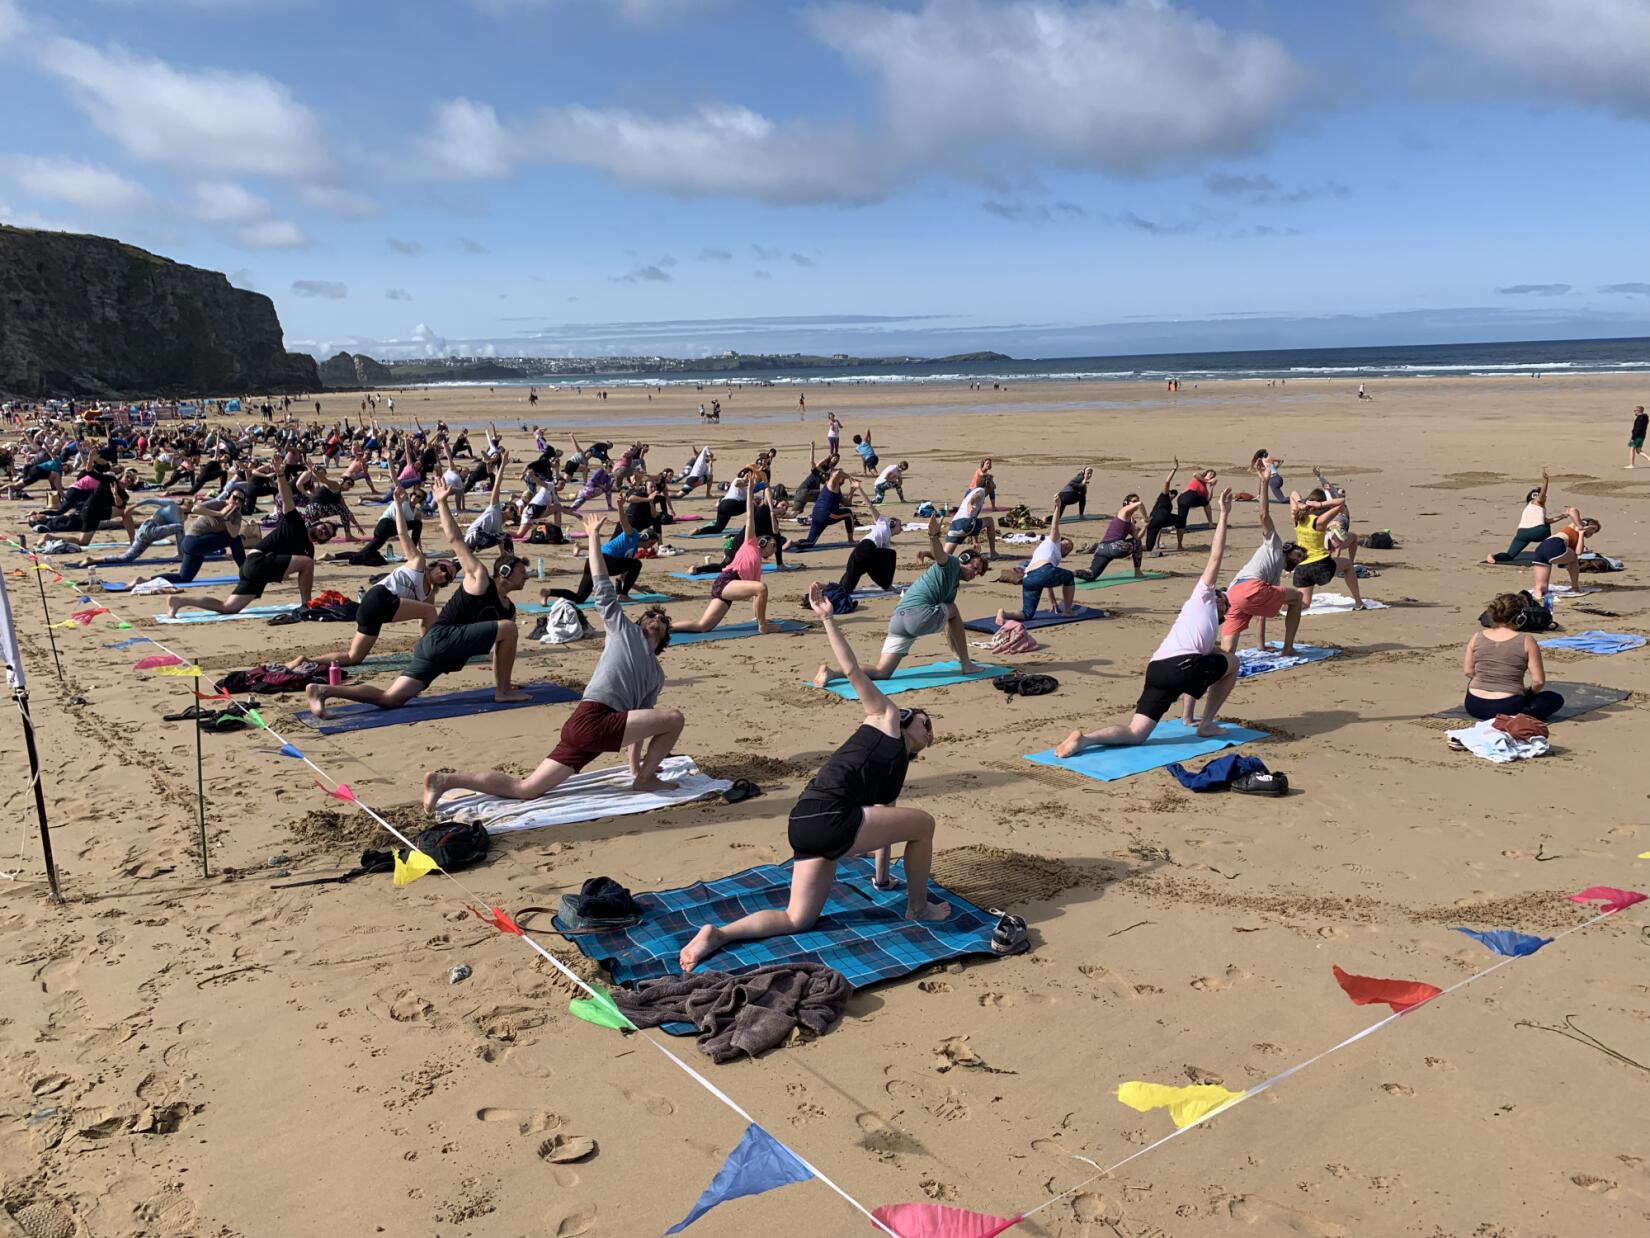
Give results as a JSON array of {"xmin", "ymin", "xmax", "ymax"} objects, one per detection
[{"xmin": 1, "ymin": 0, "xmax": 1645, "ymax": 359}]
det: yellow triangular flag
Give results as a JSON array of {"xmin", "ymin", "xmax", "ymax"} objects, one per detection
[
  {"xmin": 393, "ymin": 848, "xmax": 440, "ymax": 887},
  {"xmin": 1117, "ymin": 1081, "xmax": 1247, "ymax": 1128},
  {"xmin": 1639, "ymin": 851, "xmax": 1650, "ymax": 859},
  {"xmin": 153, "ymin": 664, "xmax": 204, "ymax": 677}
]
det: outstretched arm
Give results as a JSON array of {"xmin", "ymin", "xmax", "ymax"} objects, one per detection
[
  {"xmin": 808, "ymin": 583, "xmax": 898, "ymax": 728},
  {"xmin": 1200, "ymin": 489, "xmax": 1235, "ymax": 588},
  {"xmin": 1254, "ymin": 460, "xmax": 1275, "ymax": 536},
  {"xmin": 585, "ymin": 512, "xmax": 609, "ymax": 582},
  {"xmin": 925, "ymin": 514, "xmax": 952, "ymax": 566},
  {"xmin": 1163, "ymin": 457, "xmax": 1179, "ymax": 493},
  {"xmin": 393, "ymin": 487, "xmax": 424, "ymax": 569},
  {"xmin": 488, "ymin": 448, "xmax": 509, "ymax": 506},
  {"xmin": 1047, "ymin": 494, "xmax": 1063, "ymax": 545},
  {"xmin": 1536, "ymin": 467, "xmax": 1550, "ymax": 506},
  {"xmin": 433, "ymin": 479, "xmax": 484, "ymax": 579}
]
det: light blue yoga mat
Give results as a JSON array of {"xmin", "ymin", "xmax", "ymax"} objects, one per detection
[
  {"xmin": 156, "ymin": 604, "xmax": 298, "ymax": 624},
  {"xmin": 1236, "ymin": 643, "xmax": 1339, "ymax": 678},
  {"xmin": 852, "ymin": 586, "xmax": 905, "ymax": 600},
  {"xmin": 102, "ymin": 575, "xmax": 238, "ymax": 592},
  {"xmin": 1024, "ymin": 719, "xmax": 1269, "ymax": 782},
  {"xmin": 812, "ymin": 659, "xmax": 1008, "ymax": 699},
  {"xmin": 517, "ymin": 591, "xmax": 671, "ymax": 614},
  {"xmin": 669, "ymin": 618, "xmax": 808, "ymax": 645},
  {"xmin": 666, "ymin": 564, "xmax": 798, "ymax": 580}
]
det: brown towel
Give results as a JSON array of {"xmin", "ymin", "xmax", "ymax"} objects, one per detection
[
  {"xmin": 1492, "ymin": 712, "xmax": 1549, "ymax": 742},
  {"xmin": 613, "ymin": 962, "xmax": 851, "ymax": 1063}
]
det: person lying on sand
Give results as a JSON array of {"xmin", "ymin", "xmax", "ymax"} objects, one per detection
[
  {"xmin": 1056, "ymin": 489, "xmax": 1239, "ymax": 756},
  {"xmin": 423, "ymin": 512, "xmax": 679, "ymax": 807},
  {"xmin": 679, "ymin": 582, "xmax": 948, "ymax": 972},
  {"xmin": 164, "ymin": 472, "xmax": 313, "ymax": 616},
  {"xmin": 305, "ymin": 478, "xmax": 530, "ymax": 716}
]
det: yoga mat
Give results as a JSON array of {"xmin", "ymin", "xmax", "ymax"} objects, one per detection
[
  {"xmin": 852, "ymin": 586, "xmax": 906, "ymax": 600},
  {"xmin": 156, "ymin": 604, "xmax": 298, "ymax": 624},
  {"xmin": 669, "ymin": 618, "xmax": 808, "ymax": 645},
  {"xmin": 1024, "ymin": 719, "xmax": 1269, "ymax": 782},
  {"xmin": 1074, "ymin": 570, "xmax": 1172, "ymax": 590},
  {"xmin": 295, "ymin": 680, "xmax": 580, "ymax": 734},
  {"xmin": 1433, "ymin": 682, "xmax": 1630, "ymax": 724},
  {"xmin": 1236, "ymin": 642, "xmax": 1340, "ymax": 678},
  {"xmin": 812, "ymin": 659, "xmax": 1009, "ymax": 699},
  {"xmin": 517, "ymin": 591, "xmax": 673, "ymax": 614},
  {"xmin": 556, "ymin": 855, "xmax": 1003, "ymax": 993},
  {"xmin": 963, "ymin": 605, "xmax": 1108, "ymax": 634},
  {"xmin": 101, "ymin": 575, "xmax": 238, "ymax": 592},
  {"xmin": 434, "ymin": 755, "xmax": 731, "ymax": 832},
  {"xmin": 666, "ymin": 564, "xmax": 798, "ymax": 580},
  {"xmin": 785, "ymin": 540, "xmax": 855, "ymax": 552},
  {"xmin": 1302, "ymin": 594, "xmax": 1388, "ymax": 615}
]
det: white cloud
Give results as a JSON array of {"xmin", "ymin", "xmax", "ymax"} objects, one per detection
[
  {"xmin": 292, "ymin": 279, "xmax": 347, "ymax": 298},
  {"xmin": 415, "ymin": 99, "xmax": 513, "ymax": 179},
  {"xmin": 238, "ymin": 218, "xmax": 309, "ymax": 248},
  {"xmin": 469, "ymin": 0, "xmax": 722, "ymax": 23},
  {"xmin": 299, "ymin": 185, "xmax": 380, "ymax": 218},
  {"xmin": 0, "ymin": 200, "xmax": 71, "ymax": 232},
  {"xmin": 809, "ymin": 0, "xmax": 1303, "ymax": 175},
  {"xmin": 13, "ymin": 155, "xmax": 149, "ymax": 211},
  {"xmin": 1405, "ymin": 0, "xmax": 1650, "ymax": 118},
  {"xmin": 187, "ymin": 180, "xmax": 270, "ymax": 223},
  {"xmin": 40, "ymin": 36, "xmax": 330, "ymax": 178}
]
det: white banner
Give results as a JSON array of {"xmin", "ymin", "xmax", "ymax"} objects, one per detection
[{"xmin": 0, "ymin": 571, "xmax": 25, "ymax": 691}]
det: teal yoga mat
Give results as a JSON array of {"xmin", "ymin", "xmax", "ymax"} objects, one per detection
[
  {"xmin": 670, "ymin": 618, "xmax": 808, "ymax": 645},
  {"xmin": 666, "ymin": 565, "xmax": 798, "ymax": 580},
  {"xmin": 1024, "ymin": 719, "xmax": 1268, "ymax": 782},
  {"xmin": 1074, "ymin": 570, "xmax": 1172, "ymax": 590},
  {"xmin": 518, "ymin": 591, "xmax": 672, "ymax": 614},
  {"xmin": 101, "ymin": 575, "xmax": 238, "ymax": 592},
  {"xmin": 156, "ymin": 604, "xmax": 297, "ymax": 623},
  {"xmin": 812, "ymin": 659, "xmax": 1008, "ymax": 699}
]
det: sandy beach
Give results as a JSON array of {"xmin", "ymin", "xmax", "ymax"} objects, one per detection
[{"xmin": 1, "ymin": 371, "xmax": 1646, "ymax": 1238}]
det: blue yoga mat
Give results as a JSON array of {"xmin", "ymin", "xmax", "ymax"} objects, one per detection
[
  {"xmin": 1538, "ymin": 631, "xmax": 1647, "ymax": 655},
  {"xmin": 69, "ymin": 551, "xmax": 226, "ymax": 569},
  {"xmin": 963, "ymin": 605, "xmax": 1108, "ymax": 634},
  {"xmin": 156, "ymin": 604, "xmax": 297, "ymax": 624},
  {"xmin": 669, "ymin": 618, "xmax": 808, "ymax": 645},
  {"xmin": 295, "ymin": 680, "xmax": 580, "ymax": 734},
  {"xmin": 517, "ymin": 591, "xmax": 672, "ymax": 614},
  {"xmin": 852, "ymin": 585, "xmax": 906, "ymax": 600},
  {"xmin": 666, "ymin": 564, "xmax": 797, "ymax": 580},
  {"xmin": 102, "ymin": 574, "xmax": 238, "ymax": 592},
  {"xmin": 785, "ymin": 540, "xmax": 854, "ymax": 552},
  {"xmin": 1024, "ymin": 719, "xmax": 1269, "ymax": 782},
  {"xmin": 813, "ymin": 659, "xmax": 1008, "ymax": 699},
  {"xmin": 1236, "ymin": 643, "xmax": 1339, "ymax": 678},
  {"xmin": 556, "ymin": 856, "xmax": 1002, "ymax": 1000}
]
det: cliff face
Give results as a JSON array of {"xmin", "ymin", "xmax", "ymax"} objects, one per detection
[
  {"xmin": 0, "ymin": 225, "xmax": 320, "ymax": 398},
  {"xmin": 317, "ymin": 351, "xmax": 393, "ymax": 389}
]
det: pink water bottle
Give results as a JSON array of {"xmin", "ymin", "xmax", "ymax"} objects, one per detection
[{"xmin": 327, "ymin": 661, "xmax": 342, "ymax": 686}]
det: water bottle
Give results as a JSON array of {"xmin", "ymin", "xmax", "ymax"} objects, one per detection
[
  {"xmin": 535, "ymin": 557, "xmax": 544, "ymax": 580},
  {"xmin": 328, "ymin": 661, "xmax": 342, "ymax": 686}
]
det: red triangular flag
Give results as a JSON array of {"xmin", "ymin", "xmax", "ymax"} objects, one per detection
[
  {"xmin": 1568, "ymin": 886, "xmax": 1647, "ymax": 915},
  {"xmin": 1332, "ymin": 964, "xmax": 1441, "ymax": 1013},
  {"xmin": 871, "ymin": 1202, "xmax": 1022, "ymax": 1238},
  {"xmin": 472, "ymin": 905, "xmax": 524, "ymax": 936},
  {"xmin": 193, "ymin": 688, "xmax": 232, "ymax": 701},
  {"xmin": 134, "ymin": 654, "xmax": 185, "ymax": 670}
]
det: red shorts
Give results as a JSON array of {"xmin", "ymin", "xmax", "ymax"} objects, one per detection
[
  {"xmin": 1220, "ymin": 579, "xmax": 1288, "ymax": 635},
  {"xmin": 548, "ymin": 700, "xmax": 628, "ymax": 772}
]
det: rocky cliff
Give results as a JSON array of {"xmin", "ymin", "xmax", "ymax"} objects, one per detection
[
  {"xmin": 0, "ymin": 225, "xmax": 319, "ymax": 397},
  {"xmin": 317, "ymin": 351, "xmax": 393, "ymax": 389}
]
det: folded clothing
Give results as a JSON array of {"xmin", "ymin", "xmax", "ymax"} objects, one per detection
[
  {"xmin": 1166, "ymin": 753, "xmax": 1270, "ymax": 791},
  {"xmin": 1446, "ymin": 717, "xmax": 1549, "ymax": 763},
  {"xmin": 1492, "ymin": 713, "xmax": 1549, "ymax": 742},
  {"xmin": 612, "ymin": 962, "xmax": 851, "ymax": 1062}
]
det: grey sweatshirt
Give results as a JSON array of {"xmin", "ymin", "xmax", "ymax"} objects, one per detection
[{"xmin": 583, "ymin": 577, "xmax": 663, "ymax": 712}]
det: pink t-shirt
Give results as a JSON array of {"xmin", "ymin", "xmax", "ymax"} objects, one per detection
[
  {"xmin": 730, "ymin": 537, "xmax": 764, "ymax": 582},
  {"xmin": 1151, "ymin": 582, "xmax": 1219, "ymax": 662}
]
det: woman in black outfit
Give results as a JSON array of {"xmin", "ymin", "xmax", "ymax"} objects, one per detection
[
  {"xmin": 1055, "ymin": 466, "xmax": 1093, "ymax": 519},
  {"xmin": 678, "ymin": 581, "xmax": 950, "ymax": 972},
  {"xmin": 1142, "ymin": 458, "xmax": 1185, "ymax": 552}
]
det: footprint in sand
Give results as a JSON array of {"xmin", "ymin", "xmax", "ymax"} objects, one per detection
[
  {"xmin": 1379, "ymin": 1083, "xmax": 1414, "ymax": 1097},
  {"xmin": 1316, "ymin": 926, "xmax": 1347, "ymax": 939},
  {"xmin": 1191, "ymin": 965, "xmax": 1249, "ymax": 991},
  {"xmin": 552, "ymin": 1204, "xmax": 597, "ymax": 1236},
  {"xmin": 1227, "ymin": 1194, "xmax": 1349, "ymax": 1236},
  {"xmin": 1569, "ymin": 1174, "xmax": 1618, "ymax": 1195},
  {"xmin": 475, "ymin": 1107, "xmax": 560, "ymax": 1134},
  {"xmin": 978, "ymin": 992, "xmax": 1014, "ymax": 1008},
  {"xmin": 1072, "ymin": 1192, "xmax": 1119, "ymax": 1224},
  {"xmin": 885, "ymin": 1079, "xmax": 969, "ymax": 1122},
  {"xmin": 537, "ymin": 1134, "xmax": 597, "ymax": 1164},
  {"xmin": 1184, "ymin": 1065, "xmax": 1225, "ymax": 1086},
  {"xmin": 1077, "ymin": 963, "xmax": 1136, "ymax": 999},
  {"xmin": 920, "ymin": 1180, "xmax": 959, "ymax": 1202},
  {"xmin": 622, "ymin": 1089, "xmax": 676, "ymax": 1118},
  {"xmin": 917, "ymin": 979, "xmax": 953, "ymax": 994}
]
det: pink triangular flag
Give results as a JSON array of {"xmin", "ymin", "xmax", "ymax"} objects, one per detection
[
  {"xmin": 315, "ymin": 780, "xmax": 355, "ymax": 803},
  {"xmin": 133, "ymin": 654, "xmax": 185, "ymax": 670},
  {"xmin": 1569, "ymin": 886, "xmax": 1647, "ymax": 915},
  {"xmin": 871, "ymin": 1202, "xmax": 1022, "ymax": 1238}
]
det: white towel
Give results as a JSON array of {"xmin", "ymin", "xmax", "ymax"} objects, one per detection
[
  {"xmin": 1446, "ymin": 719, "xmax": 1549, "ymax": 763},
  {"xmin": 1303, "ymin": 593, "xmax": 1387, "ymax": 616},
  {"xmin": 435, "ymin": 755, "xmax": 733, "ymax": 833},
  {"xmin": 129, "ymin": 577, "xmax": 181, "ymax": 595}
]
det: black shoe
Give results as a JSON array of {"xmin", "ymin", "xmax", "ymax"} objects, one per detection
[{"xmin": 1074, "ymin": 569, "xmax": 1095, "ymax": 582}]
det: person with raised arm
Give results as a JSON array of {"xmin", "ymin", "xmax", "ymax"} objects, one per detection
[
  {"xmin": 305, "ymin": 477, "xmax": 529, "ymax": 717},
  {"xmin": 1219, "ymin": 459, "xmax": 1307, "ymax": 654},
  {"xmin": 994, "ymin": 494, "xmax": 1076, "ymax": 623},
  {"xmin": 164, "ymin": 468, "xmax": 315, "ymax": 617},
  {"xmin": 673, "ymin": 482, "xmax": 780, "ymax": 633},
  {"xmin": 1056, "ymin": 489, "xmax": 1240, "ymax": 755},
  {"xmin": 423, "ymin": 512, "xmax": 681, "ymax": 808},
  {"xmin": 679, "ymin": 581, "xmax": 949, "ymax": 972}
]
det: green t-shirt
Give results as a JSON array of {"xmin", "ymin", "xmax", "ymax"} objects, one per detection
[{"xmin": 896, "ymin": 558, "xmax": 961, "ymax": 613}]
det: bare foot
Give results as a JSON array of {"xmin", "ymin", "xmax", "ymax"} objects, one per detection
[
  {"xmin": 811, "ymin": 663, "xmax": 831, "ymax": 688},
  {"xmin": 958, "ymin": 661, "xmax": 982, "ymax": 674},
  {"xmin": 679, "ymin": 924, "xmax": 723, "ymax": 973},
  {"xmin": 1279, "ymin": 644, "xmax": 1299, "ymax": 656},
  {"xmin": 1352, "ymin": 602, "xmax": 1367, "ymax": 611},
  {"xmin": 305, "ymin": 684, "xmax": 329, "ymax": 719},
  {"xmin": 165, "ymin": 598, "xmax": 181, "ymax": 617},
  {"xmin": 494, "ymin": 688, "xmax": 532, "ymax": 703},
  {"xmin": 1194, "ymin": 721, "xmax": 1226, "ymax": 738},
  {"xmin": 757, "ymin": 622, "xmax": 775, "ymax": 634},
  {"xmin": 906, "ymin": 899, "xmax": 951, "ymax": 922},
  {"xmin": 1055, "ymin": 729, "xmax": 1087, "ymax": 758},
  {"xmin": 421, "ymin": 770, "xmax": 448, "ymax": 813},
  {"xmin": 994, "ymin": 607, "xmax": 1007, "ymax": 627},
  {"xmin": 633, "ymin": 774, "xmax": 678, "ymax": 794},
  {"xmin": 1484, "ymin": 553, "xmax": 1496, "ymax": 564}
]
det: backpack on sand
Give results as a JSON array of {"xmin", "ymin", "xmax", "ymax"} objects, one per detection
[{"xmin": 403, "ymin": 822, "xmax": 491, "ymax": 873}]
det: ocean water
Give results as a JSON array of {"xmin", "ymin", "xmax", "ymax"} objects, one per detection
[{"xmin": 435, "ymin": 336, "xmax": 1649, "ymax": 389}]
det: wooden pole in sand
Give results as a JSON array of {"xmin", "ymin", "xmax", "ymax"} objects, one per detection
[{"xmin": 192, "ymin": 676, "xmax": 209, "ymax": 879}]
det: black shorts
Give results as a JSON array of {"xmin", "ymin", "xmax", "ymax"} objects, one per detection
[
  {"xmin": 1531, "ymin": 536, "xmax": 1570, "ymax": 565},
  {"xmin": 1136, "ymin": 653, "xmax": 1230, "ymax": 721},
  {"xmin": 788, "ymin": 797, "xmax": 863, "ymax": 861},
  {"xmin": 231, "ymin": 551, "xmax": 290, "ymax": 597},
  {"xmin": 402, "ymin": 621, "xmax": 498, "ymax": 685},
  {"xmin": 355, "ymin": 583, "xmax": 402, "ymax": 637},
  {"xmin": 1290, "ymin": 557, "xmax": 1336, "ymax": 588}
]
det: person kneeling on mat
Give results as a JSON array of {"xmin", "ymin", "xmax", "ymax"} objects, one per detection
[
  {"xmin": 423, "ymin": 511, "xmax": 680, "ymax": 808},
  {"xmin": 679, "ymin": 581, "xmax": 949, "ymax": 972},
  {"xmin": 164, "ymin": 470, "xmax": 314, "ymax": 617},
  {"xmin": 305, "ymin": 478, "xmax": 530, "ymax": 717},
  {"xmin": 1056, "ymin": 489, "xmax": 1239, "ymax": 756},
  {"xmin": 994, "ymin": 495, "xmax": 1075, "ymax": 624}
]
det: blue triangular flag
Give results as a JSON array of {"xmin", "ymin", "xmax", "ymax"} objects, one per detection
[
  {"xmin": 103, "ymin": 636, "xmax": 152, "ymax": 649},
  {"xmin": 1453, "ymin": 927, "xmax": 1552, "ymax": 957},
  {"xmin": 278, "ymin": 742, "xmax": 304, "ymax": 759},
  {"xmin": 666, "ymin": 1124, "xmax": 813, "ymax": 1233}
]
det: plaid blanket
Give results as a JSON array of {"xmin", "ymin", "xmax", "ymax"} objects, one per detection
[{"xmin": 557, "ymin": 856, "xmax": 1003, "ymax": 990}]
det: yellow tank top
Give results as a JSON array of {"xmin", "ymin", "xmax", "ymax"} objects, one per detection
[{"xmin": 1295, "ymin": 519, "xmax": 1328, "ymax": 564}]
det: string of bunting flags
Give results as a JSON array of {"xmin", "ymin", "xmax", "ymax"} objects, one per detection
[{"xmin": 6, "ymin": 536, "xmax": 1645, "ymax": 1237}]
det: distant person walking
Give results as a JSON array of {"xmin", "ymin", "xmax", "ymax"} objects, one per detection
[{"xmin": 1628, "ymin": 405, "xmax": 1648, "ymax": 469}]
